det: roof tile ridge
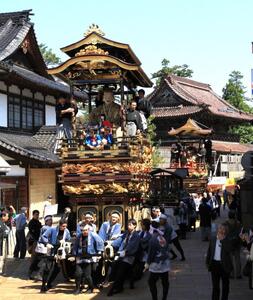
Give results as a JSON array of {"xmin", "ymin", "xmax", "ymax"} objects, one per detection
[
  {"xmin": 0, "ymin": 19, "xmax": 13, "ymax": 36},
  {"xmin": 209, "ymin": 88, "xmax": 253, "ymax": 117},
  {"xmin": 165, "ymin": 76, "xmax": 200, "ymax": 105},
  {"xmin": 0, "ymin": 22, "xmax": 31, "ymax": 61},
  {"xmin": 169, "ymin": 74, "xmax": 210, "ymax": 89},
  {"xmin": 0, "ymin": 134, "xmax": 51, "ymax": 161}
]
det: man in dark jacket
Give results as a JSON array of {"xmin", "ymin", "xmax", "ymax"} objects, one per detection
[
  {"xmin": 126, "ymin": 101, "xmax": 143, "ymax": 136},
  {"xmin": 206, "ymin": 223, "xmax": 233, "ymax": 300},
  {"xmin": 137, "ymin": 89, "xmax": 152, "ymax": 119},
  {"xmin": 108, "ymin": 219, "xmax": 140, "ymax": 296},
  {"xmin": 199, "ymin": 196, "xmax": 212, "ymax": 241},
  {"xmin": 225, "ymin": 210, "xmax": 242, "ymax": 279},
  {"xmin": 28, "ymin": 210, "xmax": 42, "ymax": 278}
]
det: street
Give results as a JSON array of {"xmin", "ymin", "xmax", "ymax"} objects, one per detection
[{"xmin": 1, "ymin": 211, "xmax": 252, "ymax": 300}]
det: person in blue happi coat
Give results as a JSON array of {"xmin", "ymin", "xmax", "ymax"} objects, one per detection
[
  {"xmin": 99, "ymin": 211, "xmax": 121, "ymax": 242},
  {"xmin": 70, "ymin": 224, "xmax": 104, "ymax": 294},
  {"xmin": 107, "ymin": 219, "xmax": 140, "ymax": 296},
  {"xmin": 39, "ymin": 219, "xmax": 71, "ymax": 293},
  {"xmin": 76, "ymin": 213, "xmax": 97, "ymax": 235},
  {"xmin": 13, "ymin": 207, "xmax": 28, "ymax": 259}
]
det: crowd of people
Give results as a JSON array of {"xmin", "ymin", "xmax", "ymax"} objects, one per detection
[
  {"xmin": 0, "ymin": 191, "xmax": 252, "ymax": 299},
  {"xmin": 55, "ymin": 88, "xmax": 152, "ymax": 152}
]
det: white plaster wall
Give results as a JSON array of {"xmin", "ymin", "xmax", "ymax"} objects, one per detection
[
  {"xmin": 46, "ymin": 105, "xmax": 56, "ymax": 125},
  {"xmin": 0, "ymin": 81, "xmax": 7, "ymax": 91},
  {"xmin": 7, "ymin": 165, "xmax": 26, "ymax": 176},
  {"xmin": 0, "ymin": 93, "xmax": 7, "ymax": 127}
]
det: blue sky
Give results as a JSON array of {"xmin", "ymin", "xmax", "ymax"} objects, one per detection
[{"xmin": 2, "ymin": 0, "xmax": 253, "ymax": 97}]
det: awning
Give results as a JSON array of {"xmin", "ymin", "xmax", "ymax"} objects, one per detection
[
  {"xmin": 0, "ymin": 156, "xmax": 11, "ymax": 174},
  {"xmin": 168, "ymin": 118, "xmax": 212, "ymax": 136}
]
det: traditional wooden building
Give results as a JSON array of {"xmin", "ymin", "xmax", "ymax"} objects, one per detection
[
  {"xmin": 150, "ymin": 75, "xmax": 253, "ymax": 177},
  {"xmin": 0, "ymin": 10, "xmax": 87, "ymax": 214}
]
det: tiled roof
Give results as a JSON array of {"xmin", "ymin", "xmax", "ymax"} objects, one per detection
[
  {"xmin": 0, "ymin": 62, "xmax": 87, "ymax": 100},
  {"xmin": 167, "ymin": 75, "xmax": 253, "ymax": 121},
  {"xmin": 212, "ymin": 141, "xmax": 253, "ymax": 154},
  {"xmin": 152, "ymin": 106, "xmax": 204, "ymax": 118},
  {"xmin": 0, "ymin": 10, "xmax": 32, "ymax": 61},
  {"xmin": 0, "ymin": 126, "xmax": 59, "ymax": 164},
  {"xmin": 11, "ymin": 64, "xmax": 87, "ymax": 100},
  {"xmin": 150, "ymin": 75, "xmax": 253, "ymax": 122}
]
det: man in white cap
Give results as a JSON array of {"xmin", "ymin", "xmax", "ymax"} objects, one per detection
[
  {"xmin": 77, "ymin": 213, "xmax": 96, "ymax": 235},
  {"xmin": 13, "ymin": 207, "xmax": 27, "ymax": 259},
  {"xmin": 151, "ymin": 207, "xmax": 161, "ymax": 222},
  {"xmin": 99, "ymin": 211, "xmax": 121, "ymax": 242}
]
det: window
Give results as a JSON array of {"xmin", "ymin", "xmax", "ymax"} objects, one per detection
[
  {"xmin": 22, "ymin": 98, "xmax": 33, "ymax": 129},
  {"xmin": 8, "ymin": 93, "xmax": 45, "ymax": 130},
  {"xmin": 34, "ymin": 101, "xmax": 44, "ymax": 127},
  {"xmin": 8, "ymin": 95, "xmax": 21, "ymax": 128}
]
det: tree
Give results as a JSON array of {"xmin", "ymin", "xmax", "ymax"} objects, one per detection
[
  {"xmin": 151, "ymin": 58, "xmax": 193, "ymax": 86},
  {"xmin": 222, "ymin": 71, "xmax": 252, "ymax": 113},
  {"xmin": 222, "ymin": 71, "xmax": 253, "ymax": 143},
  {"xmin": 39, "ymin": 43, "xmax": 61, "ymax": 67},
  {"xmin": 229, "ymin": 124, "xmax": 253, "ymax": 144},
  {"xmin": 146, "ymin": 116, "xmax": 164, "ymax": 167}
]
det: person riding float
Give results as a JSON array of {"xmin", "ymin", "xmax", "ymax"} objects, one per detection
[
  {"xmin": 39, "ymin": 219, "xmax": 71, "ymax": 293},
  {"xmin": 69, "ymin": 224, "xmax": 104, "ymax": 295}
]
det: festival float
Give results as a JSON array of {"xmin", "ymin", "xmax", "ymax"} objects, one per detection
[
  {"xmin": 167, "ymin": 118, "xmax": 212, "ymax": 193},
  {"xmin": 48, "ymin": 25, "xmax": 153, "ymax": 228}
]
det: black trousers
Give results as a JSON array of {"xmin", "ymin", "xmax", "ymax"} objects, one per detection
[
  {"xmin": 41, "ymin": 257, "xmax": 60, "ymax": 288},
  {"xmin": 0, "ymin": 236, "xmax": 4, "ymax": 256},
  {"xmin": 210, "ymin": 261, "xmax": 230, "ymax": 300},
  {"xmin": 179, "ymin": 223, "xmax": 187, "ymax": 239},
  {"xmin": 171, "ymin": 237, "xmax": 185, "ymax": 259},
  {"xmin": 148, "ymin": 271, "xmax": 169, "ymax": 300},
  {"xmin": 29, "ymin": 252, "xmax": 42, "ymax": 273},
  {"xmin": 110, "ymin": 260, "xmax": 132, "ymax": 292},
  {"xmin": 14, "ymin": 230, "xmax": 26, "ymax": 259},
  {"xmin": 75, "ymin": 263, "xmax": 94, "ymax": 290}
]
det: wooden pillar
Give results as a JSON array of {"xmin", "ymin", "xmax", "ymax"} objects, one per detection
[{"xmin": 88, "ymin": 85, "xmax": 92, "ymax": 113}]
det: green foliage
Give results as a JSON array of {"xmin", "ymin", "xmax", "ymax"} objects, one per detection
[
  {"xmin": 223, "ymin": 71, "xmax": 253, "ymax": 144},
  {"xmin": 151, "ymin": 58, "xmax": 193, "ymax": 86},
  {"xmin": 229, "ymin": 124, "xmax": 253, "ymax": 144},
  {"xmin": 146, "ymin": 116, "xmax": 164, "ymax": 167},
  {"xmin": 39, "ymin": 43, "xmax": 61, "ymax": 67},
  {"xmin": 222, "ymin": 71, "xmax": 253, "ymax": 113}
]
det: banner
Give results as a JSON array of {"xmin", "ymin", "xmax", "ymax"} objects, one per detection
[{"xmin": 44, "ymin": 204, "xmax": 58, "ymax": 217}]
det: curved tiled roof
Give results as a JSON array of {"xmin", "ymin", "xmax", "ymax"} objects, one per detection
[
  {"xmin": 0, "ymin": 125, "xmax": 62, "ymax": 164},
  {"xmin": 167, "ymin": 75, "xmax": 253, "ymax": 121},
  {"xmin": 152, "ymin": 106, "xmax": 204, "ymax": 118},
  {"xmin": 212, "ymin": 141, "xmax": 253, "ymax": 154},
  {"xmin": 150, "ymin": 74, "xmax": 253, "ymax": 122},
  {"xmin": 0, "ymin": 10, "xmax": 32, "ymax": 61}
]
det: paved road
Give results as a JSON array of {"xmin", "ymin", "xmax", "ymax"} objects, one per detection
[{"xmin": 0, "ymin": 211, "xmax": 252, "ymax": 299}]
